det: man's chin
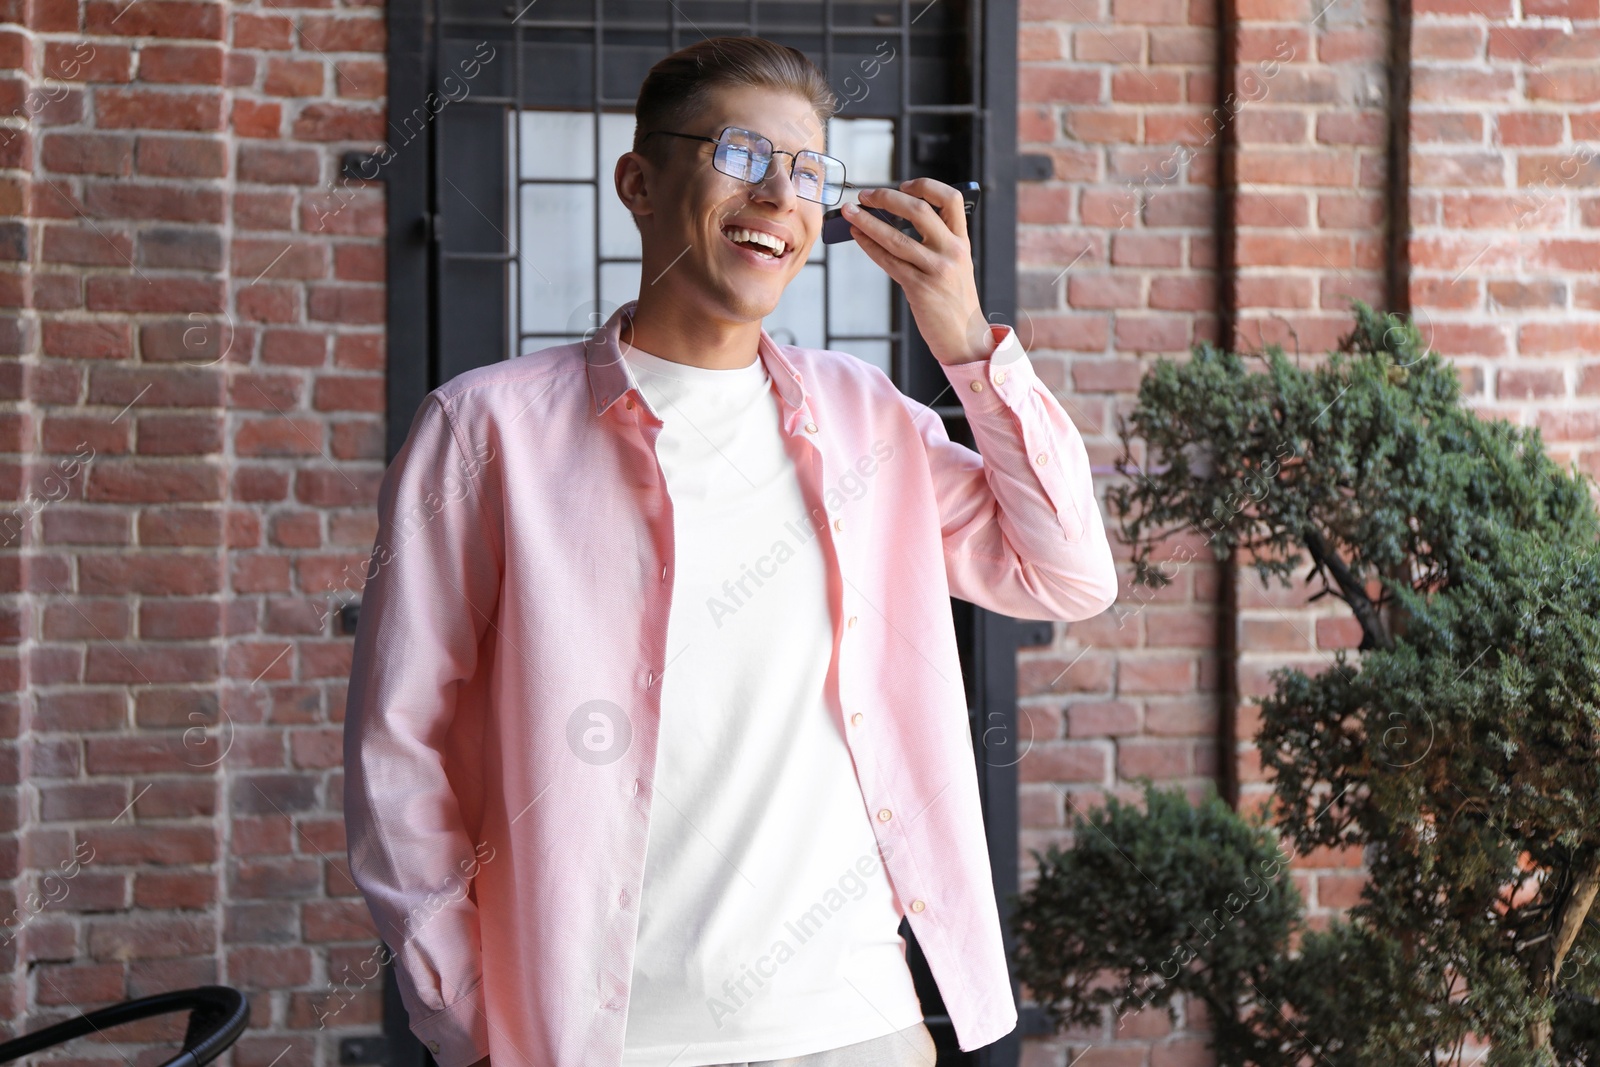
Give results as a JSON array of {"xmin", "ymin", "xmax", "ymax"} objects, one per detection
[{"xmin": 708, "ymin": 281, "xmax": 786, "ymax": 322}]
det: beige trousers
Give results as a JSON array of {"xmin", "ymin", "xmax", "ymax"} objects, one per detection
[{"xmin": 707, "ymin": 1021, "xmax": 938, "ymax": 1067}]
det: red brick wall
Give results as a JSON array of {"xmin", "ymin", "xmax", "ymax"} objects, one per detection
[
  {"xmin": 0, "ymin": 0, "xmax": 385, "ymax": 1050},
  {"xmin": 1408, "ymin": 0, "xmax": 1600, "ymax": 474},
  {"xmin": 1230, "ymin": 0, "xmax": 1391, "ymax": 355}
]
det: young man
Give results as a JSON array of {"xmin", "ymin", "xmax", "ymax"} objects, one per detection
[{"xmin": 344, "ymin": 34, "xmax": 1118, "ymax": 1067}]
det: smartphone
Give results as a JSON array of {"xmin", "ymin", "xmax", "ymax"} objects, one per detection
[{"xmin": 821, "ymin": 180, "xmax": 981, "ymax": 244}]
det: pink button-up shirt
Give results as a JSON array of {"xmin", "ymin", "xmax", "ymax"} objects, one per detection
[{"xmin": 343, "ymin": 299, "xmax": 1118, "ymax": 1067}]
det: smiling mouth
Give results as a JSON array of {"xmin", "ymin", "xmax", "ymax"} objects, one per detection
[{"xmin": 721, "ymin": 225, "xmax": 791, "ymax": 261}]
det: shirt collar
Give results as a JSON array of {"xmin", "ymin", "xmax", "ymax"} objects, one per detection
[{"xmin": 583, "ymin": 299, "xmax": 807, "ymax": 418}]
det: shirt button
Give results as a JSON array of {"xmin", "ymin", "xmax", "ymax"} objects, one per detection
[
  {"xmin": 851, "ymin": 712, "xmax": 863, "ymax": 726},
  {"xmin": 993, "ymin": 370, "xmax": 1008, "ymax": 385},
  {"xmin": 804, "ymin": 421, "xmax": 818, "ymax": 433},
  {"xmin": 968, "ymin": 380, "xmax": 984, "ymax": 392},
  {"xmin": 626, "ymin": 397, "xmax": 634, "ymax": 409},
  {"xmin": 426, "ymin": 1041, "xmax": 440, "ymax": 1054},
  {"xmin": 1036, "ymin": 453, "xmax": 1049, "ymax": 465},
  {"xmin": 661, "ymin": 565, "xmax": 667, "ymax": 581},
  {"xmin": 877, "ymin": 808, "xmax": 892, "ymax": 822},
  {"xmin": 619, "ymin": 888, "xmax": 630, "ymax": 907},
  {"xmin": 910, "ymin": 899, "xmax": 926, "ymax": 913},
  {"xmin": 833, "ymin": 518, "xmax": 843, "ymax": 532},
  {"xmin": 846, "ymin": 615, "xmax": 857, "ymax": 628}
]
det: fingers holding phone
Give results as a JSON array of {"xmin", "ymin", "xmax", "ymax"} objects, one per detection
[{"xmin": 821, "ymin": 179, "xmax": 980, "ymax": 245}]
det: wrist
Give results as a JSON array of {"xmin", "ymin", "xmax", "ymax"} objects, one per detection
[{"xmin": 937, "ymin": 325, "xmax": 1001, "ymax": 366}]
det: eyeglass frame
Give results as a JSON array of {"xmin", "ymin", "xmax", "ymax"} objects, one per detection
[{"xmin": 639, "ymin": 125, "xmax": 856, "ymax": 207}]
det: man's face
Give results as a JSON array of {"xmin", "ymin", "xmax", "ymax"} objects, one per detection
[{"xmin": 623, "ymin": 85, "xmax": 829, "ymax": 325}]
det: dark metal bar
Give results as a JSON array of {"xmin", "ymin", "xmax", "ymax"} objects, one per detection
[
  {"xmin": 823, "ymin": 0, "xmax": 833, "ymax": 356},
  {"xmin": 494, "ymin": 19, "xmax": 922, "ymax": 33},
  {"xmin": 1385, "ymin": 0, "xmax": 1412, "ymax": 316},
  {"xmin": 593, "ymin": 0, "xmax": 603, "ymax": 331},
  {"xmin": 514, "ymin": 175, "xmax": 624, "ymax": 185},
  {"xmin": 427, "ymin": 0, "xmax": 443, "ymax": 384},
  {"xmin": 973, "ymin": 2, "xmax": 1024, "ymax": 1062},
  {"xmin": 515, "ymin": 0, "xmax": 528, "ymax": 358},
  {"xmin": 382, "ymin": 0, "xmax": 433, "ymax": 463},
  {"xmin": 1216, "ymin": 0, "xmax": 1239, "ymax": 353},
  {"xmin": 894, "ymin": 0, "xmax": 910, "ymax": 387},
  {"xmin": 1216, "ymin": 0, "xmax": 1242, "ymax": 814}
]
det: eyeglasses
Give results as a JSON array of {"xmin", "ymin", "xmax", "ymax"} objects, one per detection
[{"xmin": 641, "ymin": 125, "xmax": 852, "ymax": 207}]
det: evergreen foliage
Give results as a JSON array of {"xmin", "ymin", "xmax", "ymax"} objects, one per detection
[{"xmin": 1010, "ymin": 302, "xmax": 1600, "ymax": 1065}]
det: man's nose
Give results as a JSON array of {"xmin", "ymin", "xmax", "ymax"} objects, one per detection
[{"xmin": 752, "ymin": 157, "xmax": 799, "ymax": 202}]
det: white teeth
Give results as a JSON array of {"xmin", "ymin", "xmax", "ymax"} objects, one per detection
[{"xmin": 722, "ymin": 226, "xmax": 787, "ymax": 258}]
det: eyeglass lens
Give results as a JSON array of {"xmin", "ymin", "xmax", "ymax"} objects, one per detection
[{"xmin": 714, "ymin": 127, "xmax": 844, "ymax": 205}]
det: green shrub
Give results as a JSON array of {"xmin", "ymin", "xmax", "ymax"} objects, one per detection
[{"xmin": 1010, "ymin": 302, "xmax": 1600, "ymax": 1066}]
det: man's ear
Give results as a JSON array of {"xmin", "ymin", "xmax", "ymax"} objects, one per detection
[{"xmin": 615, "ymin": 152, "xmax": 654, "ymax": 225}]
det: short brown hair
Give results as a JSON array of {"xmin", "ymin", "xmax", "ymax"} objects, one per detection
[{"xmin": 631, "ymin": 35, "xmax": 839, "ymax": 170}]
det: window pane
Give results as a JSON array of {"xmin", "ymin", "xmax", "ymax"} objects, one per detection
[
  {"xmin": 767, "ymin": 261, "xmax": 824, "ymax": 350},
  {"xmin": 600, "ymin": 262, "xmax": 643, "ymax": 315},
  {"xmin": 827, "ymin": 242, "xmax": 891, "ymax": 340},
  {"xmin": 520, "ymin": 335, "xmax": 578, "ymax": 357},
  {"xmin": 519, "ymin": 182, "xmax": 595, "ymax": 336},
  {"xmin": 828, "ymin": 0, "xmax": 901, "ymax": 27},
  {"xmin": 519, "ymin": 33, "xmax": 594, "ymax": 108},
  {"xmin": 599, "ymin": 111, "xmax": 643, "ymax": 260},
  {"xmin": 848, "ymin": 340, "xmax": 890, "ymax": 377},
  {"xmin": 440, "ymin": 36, "xmax": 509, "ymax": 100},
  {"xmin": 600, "ymin": 0, "xmax": 668, "ymax": 24},
  {"xmin": 909, "ymin": 0, "xmax": 971, "ymax": 106},
  {"xmin": 517, "ymin": 0, "xmax": 589, "ymax": 21},
  {"xmin": 829, "ymin": 115, "xmax": 893, "ymax": 188},
  {"xmin": 829, "ymin": 35, "xmax": 904, "ymax": 117},
  {"xmin": 825, "ymin": 116, "xmax": 892, "ymax": 348},
  {"xmin": 519, "ymin": 109, "xmax": 594, "ymax": 181},
  {"xmin": 603, "ymin": 30, "xmax": 671, "ymax": 101}
]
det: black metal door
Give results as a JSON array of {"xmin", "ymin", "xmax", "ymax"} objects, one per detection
[{"xmin": 378, "ymin": 4, "xmax": 1026, "ymax": 1065}]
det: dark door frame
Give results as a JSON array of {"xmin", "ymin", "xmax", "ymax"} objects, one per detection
[{"xmin": 371, "ymin": 5, "xmax": 1036, "ymax": 1065}]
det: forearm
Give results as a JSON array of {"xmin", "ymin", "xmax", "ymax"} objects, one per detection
[{"xmin": 927, "ymin": 328, "xmax": 1119, "ymax": 616}]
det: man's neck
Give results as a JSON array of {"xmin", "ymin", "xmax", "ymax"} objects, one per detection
[{"xmin": 623, "ymin": 294, "xmax": 763, "ymax": 371}]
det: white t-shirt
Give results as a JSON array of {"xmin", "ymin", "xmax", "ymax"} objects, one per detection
[{"xmin": 618, "ymin": 344, "xmax": 924, "ymax": 1067}]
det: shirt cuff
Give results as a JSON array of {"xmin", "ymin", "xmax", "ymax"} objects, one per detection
[
  {"xmin": 410, "ymin": 981, "xmax": 490, "ymax": 1067},
  {"xmin": 939, "ymin": 324, "xmax": 1037, "ymax": 416}
]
